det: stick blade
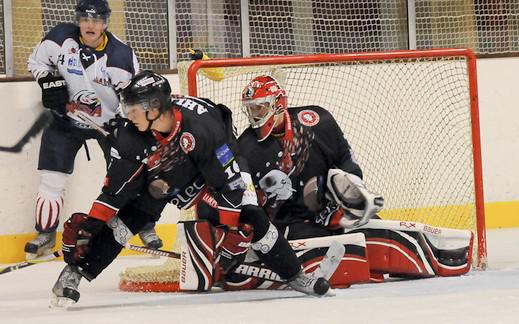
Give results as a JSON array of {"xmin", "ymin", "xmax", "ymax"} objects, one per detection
[{"xmin": 0, "ymin": 109, "xmax": 54, "ymax": 153}]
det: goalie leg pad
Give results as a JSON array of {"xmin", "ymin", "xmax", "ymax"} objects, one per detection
[
  {"xmin": 293, "ymin": 233, "xmax": 371, "ymax": 288},
  {"xmin": 348, "ymin": 219, "xmax": 473, "ymax": 277},
  {"xmin": 177, "ymin": 220, "xmax": 217, "ymax": 291}
]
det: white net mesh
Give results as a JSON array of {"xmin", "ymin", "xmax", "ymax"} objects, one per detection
[
  {"xmin": 8, "ymin": 0, "xmax": 169, "ymax": 76},
  {"xmin": 178, "ymin": 50, "xmax": 485, "ymax": 268}
]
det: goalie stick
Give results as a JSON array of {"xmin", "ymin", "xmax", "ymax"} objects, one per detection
[
  {"xmin": 0, "ymin": 251, "xmax": 62, "ymax": 275},
  {"xmin": 0, "ymin": 109, "xmax": 54, "ymax": 152},
  {"xmin": 125, "ymin": 242, "xmax": 344, "ymax": 284}
]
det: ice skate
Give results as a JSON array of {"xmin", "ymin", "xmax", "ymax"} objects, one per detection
[
  {"xmin": 288, "ymin": 271, "xmax": 330, "ymax": 297},
  {"xmin": 139, "ymin": 227, "xmax": 163, "ymax": 250},
  {"xmin": 50, "ymin": 265, "xmax": 82, "ymax": 307},
  {"xmin": 24, "ymin": 232, "xmax": 56, "ymax": 260}
]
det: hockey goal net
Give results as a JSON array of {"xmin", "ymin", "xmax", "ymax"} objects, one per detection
[{"xmin": 119, "ymin": 49, "xmax": 486, "ymax": 292}]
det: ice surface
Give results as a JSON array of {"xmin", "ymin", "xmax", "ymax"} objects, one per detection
[{"xmin": 1, "ymin": 228, "xmax": 518, "ymax": 324}]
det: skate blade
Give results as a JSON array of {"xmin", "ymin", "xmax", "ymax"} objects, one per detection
[
  {"xmin": 50, "ymin": 296, "xmax": 77, "ymax": 308},
  {"xmin": 324, "ymin": 288, "xmax": 336, "ymax": 297}
]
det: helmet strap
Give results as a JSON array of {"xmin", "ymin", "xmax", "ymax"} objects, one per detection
[{"xmin": 145, "ymin": 110, "xmax": 160, "ymax": 131}]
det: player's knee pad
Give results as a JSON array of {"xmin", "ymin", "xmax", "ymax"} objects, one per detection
[
  {"xmin": 35, "ymin": 171, "xmax": 69, "ymax": 232},
  {"xmin": 39, "ymin": 170, "xmax": 69, "ymax": 198}
]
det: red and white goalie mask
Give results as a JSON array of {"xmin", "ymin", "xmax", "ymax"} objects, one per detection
[{"xmin": 241, "ymin": 75, "xmax": 288, "ymax": 141}]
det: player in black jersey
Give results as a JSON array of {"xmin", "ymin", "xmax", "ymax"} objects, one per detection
[
  {"xmin": 237, "ymin": 75, "xmax": 384, "ymax": 240},
  {"xmin": 50, "ymin": 71, "xmax": 330, "ymax": 306}
]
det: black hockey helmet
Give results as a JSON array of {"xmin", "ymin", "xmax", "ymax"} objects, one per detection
[
  {"xmin": 75, "ymin": 0, "xmax": 111, "ymax": 22},
  {"xmin": 120, "ymin": 70, "xmax": 172, "ymax": 115}
]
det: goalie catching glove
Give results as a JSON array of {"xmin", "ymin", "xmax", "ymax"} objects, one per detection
[
  {"xmin": 304, "ymin": 169, "xmax": 384, "ymax": 229},
  {"xmin": 62, "ymin": 213, "xmax": 105, "ymax": 265}
]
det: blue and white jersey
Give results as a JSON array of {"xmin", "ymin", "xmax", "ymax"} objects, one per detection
[{"xmin": 28, "ymin": 23, "xmax": 139, "ymax": 127}]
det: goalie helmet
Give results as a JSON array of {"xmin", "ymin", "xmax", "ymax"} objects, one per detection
[
  {"xmin": 241, "ymin": 75, "xmax": 288, "ymax": 141},
  {"xmin": 120, "ymin": 70, "xmax": 172, "ymax": 115},
  {"xmin": 75, "ymin": 0, "xmax": 111, "ymax": 22}
]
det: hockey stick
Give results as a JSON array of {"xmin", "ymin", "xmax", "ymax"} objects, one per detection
[
  {"xmin": 0, "ymin": 251, "xmax": 62, "ymax": 275},
  {"xmin": 124, "ymin": 243, "xmax": 285, "ymax": 282},
  {"xmin": 125, "ymin": 242, "xmax": 343, "ymax": 283},
  {"xmin": 0, "ymin": 109, "xmax": 54, "ymax": 153}
]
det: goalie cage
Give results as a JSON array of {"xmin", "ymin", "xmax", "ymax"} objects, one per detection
[{"xmin": 119, "ymin": 49, "xmax": 487, "ymax": 292}]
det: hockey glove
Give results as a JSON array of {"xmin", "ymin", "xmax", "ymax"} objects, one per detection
[
  {"xmin": 314, "ymin": 201, "xmax": 346, "ymax": 230},
  {"xmin": 217, "ymin": 225, "xmax": 253, "ymax": 274},
  {"xmin": 37, "ymin": 74, "xmax": 68, "ymax": 114},
  {"xmin": 62, "ymin": 213, "xmax": 105, "ymax": 265},
  {"xmin": 325, "ymin": 169, "xmax": 384, "ymax": 228}
]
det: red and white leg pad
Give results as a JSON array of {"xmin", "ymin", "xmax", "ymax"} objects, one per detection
[
  {"xmin": 176, "ymin": 220, "xmax": 217, "ymax": 291},
  {"xmin": 346, "ymin": 219, "xmax": 474, "ymax": 277}
]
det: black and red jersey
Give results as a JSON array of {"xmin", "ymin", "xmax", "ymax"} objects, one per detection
[{"xmin": 238, "ymin": 105, "xmax": 362, "ymax": 227}]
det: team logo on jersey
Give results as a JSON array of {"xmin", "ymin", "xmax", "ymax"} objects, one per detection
[
  {"xmin": 71, "ymin": 90, "xmax": 102, "ymax": 117},
  {"xmin": 180, "ymin": 132, "xmax": 196, "ymax": 153},
  {"xmin": 297, "ymin": 110, "xmax": 320, "ymax": 126},
  {"xmin": 259, "ymin": 169, "xmax": 295, "ymax": 201}
]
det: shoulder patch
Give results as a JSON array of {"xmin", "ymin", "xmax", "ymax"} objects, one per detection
[
  {"xmin": 180, "ymin": 132, "xmax": 196, "ymax": 153},
  {"xmin": 215, "ymin": 143, "xmax": 234, "ymax": 166},
  {"xmin": 297, "ymin": 109, "xmax": 320, "ymax": 126}
]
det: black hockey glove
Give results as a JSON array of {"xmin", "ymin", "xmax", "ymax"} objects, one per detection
[
  {"xmin": 62, "ymin": 213, "xmax": 105, "ymax": 265},
  {"xmin": 37, "ymin": 74, "xmax": 68, "ymax": 114},
  {"xmin": 103, "ymin": 115, "xmax": 133, "ymax": 143}
]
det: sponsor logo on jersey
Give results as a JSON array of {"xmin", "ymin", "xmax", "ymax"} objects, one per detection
[
  {"xmin": 67, "ymin": 68, "xmax": 83, "ymax": 75},
  {"xmin": 297, "ymin": 109, "xmax": 320, "ymax": 126},
  {"xmin": 228, "ymin": 177, "xmax": 246, "ymax": 191},
  {"xmin": 93, "ymin": 76, "xmax": 111, "ymax": 86},
  {"xmin": 170, "ymin": 177, "xmax": 206, "ymax": 209},
  {"xmin": 68, "ymin": 57, "xmax": 80, "ymax": 68},
  {"xmin": 180, "ymin": 132, "xmax": 196, "ymax": 153},
  {"xmin": 215, "ymin": 144, "xmax": 234, "ymax": 166}
]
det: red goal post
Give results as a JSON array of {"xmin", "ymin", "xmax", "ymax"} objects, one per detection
[{"xmin": 180, "ymin": 48, "xmax": 487, "ymax": 269}]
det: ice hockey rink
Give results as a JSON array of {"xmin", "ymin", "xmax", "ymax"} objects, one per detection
[{"xmin": 0, "ymin": 228, "xmax": 517, "ymax": 324}]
